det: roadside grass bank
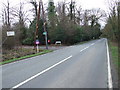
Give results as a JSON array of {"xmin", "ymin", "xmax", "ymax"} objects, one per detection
[
  {"xmin": 1, "ymin": 48, "xmax": 53, "ymax": 65},
  {"xmin": 109, "ymin": 41, "xmax": 119, "ymax": 69},
  {"xmin": 108, "ymin": 41, "xmax": 119, "ymax": 88}
]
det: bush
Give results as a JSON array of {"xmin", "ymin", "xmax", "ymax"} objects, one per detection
[{"xmin": 22, "ymin": 38, "xmax": 34, "ymax": 45}]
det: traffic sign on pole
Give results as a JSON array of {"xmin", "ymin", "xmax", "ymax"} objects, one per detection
[
  {"xmin": 43, "ymin": 32, "xmax": 47, "ymax": 35},
  {"xmin": 36, "ymin": 40, "xmax": 40, "ymax": 45}
]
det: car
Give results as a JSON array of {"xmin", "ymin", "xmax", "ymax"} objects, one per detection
[{"xmin": 55, "ymin": 41, "xmax": 62, "ymax": 45}]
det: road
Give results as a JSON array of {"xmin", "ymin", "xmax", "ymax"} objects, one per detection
[{"xmin": 2, "ymin": 38, "xmax": 111, "ymax": 88}]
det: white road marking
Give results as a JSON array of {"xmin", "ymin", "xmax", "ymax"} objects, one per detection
[
  {"xmin": 70, "ymin": 46, "xmax": 74, "ymax": 47},
  {"xmin": 11, "ymin": 55, "xmax": 72, "ymax": 89},
  {"xmin": 106, "ymin": 39, "xmax": 113, "ymax": 89},
  {"xmin": 80, "ymin": 49, "xmax": 84, "ymax": 52},
  {"xmin": 80, "ymin": 45, "xmax": 90, "ymax": 52},
  {"xmin": 80, "ymin": 43, "xmax": 94, "ymax": 52},
  {"xmin": 79, "ymin": 39, "xmax": 103, "ymax": 53},
  {"xmin": 91, "ymin": 43, "xmax": 95, "ymax": 46}
]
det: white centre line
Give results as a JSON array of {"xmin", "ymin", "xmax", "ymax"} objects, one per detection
[
  {"xmin": 106, "ymin": 39, "xmax": 113, "ymax": 89},
  {"xmin": 91, "ymin": 43, "xmax": 95, "ymax": 46},
  {"xmin": 11, "ymin": 55, "xmax": 72, "ymax": 89},
  {"xmin": 79, "ymin": 39, "xmax": 103, "ymax": 53},
  {"xmin": 80, "ymin": 46, "xmax": 89, "ymax": 52},
  {"xmin": 80, "ymin": 44, "xmax": 93, "ymax": 52}
]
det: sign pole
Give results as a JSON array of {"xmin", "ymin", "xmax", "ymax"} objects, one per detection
[
  {"xmin": 36, "ymin": 39, "xmax": 40, "ymax": 53},
  {"xmin": 37, "ymin": 44, "xmax": 39, "ymax": 53},
  {"xmin": 45, "ymin": 32, "xmax": 48, "ymax": 49},
  {"xmin": 41, "ymin": 0, "xmax": 48, "ymax": 49}
]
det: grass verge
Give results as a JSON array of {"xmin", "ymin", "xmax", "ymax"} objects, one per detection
[
  {"xmin": 109, "ymin": 41, "xmax": 120, "ymax": 88},
  {"xmin": 109, "ymin": 41, "xmax": 119, "ymax": 69},
  {"xmin": 0, "ymin": 50, "xmax": 53, "ymax": 65}
]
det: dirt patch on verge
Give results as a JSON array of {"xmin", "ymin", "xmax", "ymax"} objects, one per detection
[{"xmin": 2, "ymin": 48, "xmax": 43, "ymax": 62}]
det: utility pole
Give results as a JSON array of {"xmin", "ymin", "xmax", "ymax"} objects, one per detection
[
  {"xmin": 34, "ymin": 1, "xmax": 41, "ymax": 52},
  {"xmin": 34, "ymin": 0, "xmax": 48, "ymax": 51},
  {"xmin": 41, "ymin": 0, "xmax": 48, "ymax": 49}
]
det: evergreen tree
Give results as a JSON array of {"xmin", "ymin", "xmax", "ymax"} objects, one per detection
[{"xmin": 48, "ymin": 0, "xmax": 58, "ymax": 43}]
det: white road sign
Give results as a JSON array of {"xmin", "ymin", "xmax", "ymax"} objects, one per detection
[{"xmin": 7, "ymin": 31, "xmax": 15, "ymax": 36}]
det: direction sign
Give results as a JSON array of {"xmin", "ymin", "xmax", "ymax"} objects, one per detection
[{"xmin": 43, "ymin": 32, "xmax": 47, "ymax": 35}]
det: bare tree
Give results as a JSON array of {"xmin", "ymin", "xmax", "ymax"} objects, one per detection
[
  {"xmin": 109, "ymin": 0, "xmax": 119, "ymax": 41},
  {"xmin": 30, "ymin": 0, "xmax": 38, "ymax": 17},
  {"xmin": 57, "ymin": 2, "xmax": 67, "ymax": 23},
  {"xmin": 82, "ymin": 10, "xmax": 91, "ymax": 26},
  {"xmin": 2, "ymin": 0, "xmax": 11, "ymax": 27},
  {"xmin": 103, "ymin": 0, "xmax": 120, "ymax": 42},
  {"xmin": 76, "ymin": 6, "xmax": 82, "ymax": 25},
  {"xmin": 89, "ymin": 9, "xmax": 106, "ymax": 27},
  {"xmin": 1, "ymin": 0, "xmax": 16, "ymax": 50},
  {"xmin": 10, "ymin": 2, "xmax": 30, "ymax": 46}
]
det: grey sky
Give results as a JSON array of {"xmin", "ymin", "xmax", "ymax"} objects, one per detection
[
  {"xmin": 0, "ymin": 0, "xmax": 116, "ymax": 26},
  {"xmin": 0, "ymin": 0, "xmax": 108, "ymax": 10}
]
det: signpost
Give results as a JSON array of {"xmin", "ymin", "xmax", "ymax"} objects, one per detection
[{"xmin": 4, "ymin": 31, "xmax": 15, "ymax": 49}]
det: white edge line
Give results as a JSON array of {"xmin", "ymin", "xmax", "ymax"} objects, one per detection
[
  {"xmin": 106, "ymin": 39, "xmax": 113, "ymax": 89},
  {"xmin": 11, "ymin": 55, "xmax": 72, "ymax": 89}
]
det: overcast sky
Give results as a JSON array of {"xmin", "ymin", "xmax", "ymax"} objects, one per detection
[
  {"xmin": 0, "ymin": 0, "xmax": 115, "ymax": 27},
  {"xmin": 0, "ymin": 0, "xmax": 108, "ymax": 10}
]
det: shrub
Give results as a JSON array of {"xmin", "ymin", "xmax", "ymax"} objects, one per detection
[{"xmin": 22, "ymin": 38, "xmax": 34, "ymax": 45}]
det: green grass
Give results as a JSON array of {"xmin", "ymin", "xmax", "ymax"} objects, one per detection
[
  {"xmin": 109, "ymin": 41, "xmax": 119, "ymax": 69},
  {"xmin": 0, "ymin": 50, "xmax": 53, "ymax": 65}
]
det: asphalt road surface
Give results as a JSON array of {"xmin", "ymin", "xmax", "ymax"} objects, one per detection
[{"xmin": 2, "ymin": 38, "xmax": 111, "ymax": 88}]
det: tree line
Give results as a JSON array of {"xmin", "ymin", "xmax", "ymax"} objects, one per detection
[
  {"xmin": 2, "ymin": 0, "xmax": 105, "ymax": 49},
  {"xmin": 102, "ymin": 0, "xmax": 120, "ymax": 42}
]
